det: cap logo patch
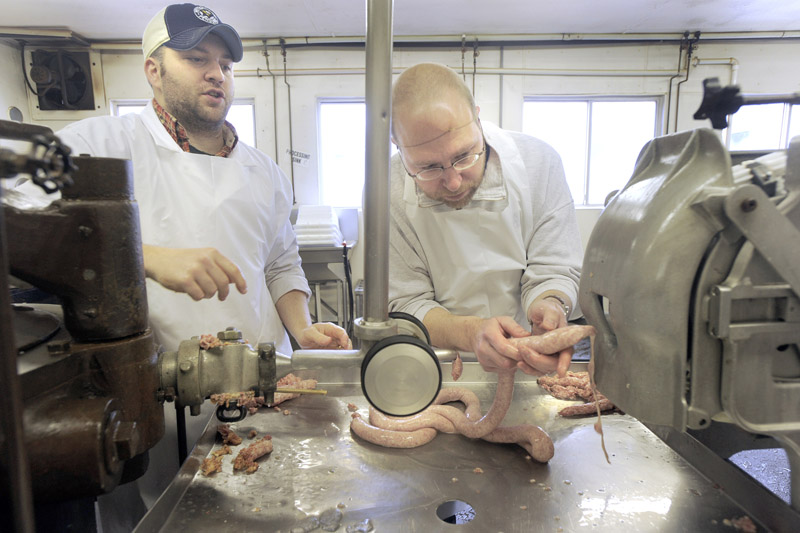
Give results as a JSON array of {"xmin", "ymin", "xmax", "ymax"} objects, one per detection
[{"xmin": 193, "ymin": 6, "xmax": 219, "ymax": 25}]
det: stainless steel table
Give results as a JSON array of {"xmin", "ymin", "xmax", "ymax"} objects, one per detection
[{"xmin": 135, "ymin": 363, "xmax": 766, "ymax": 532}]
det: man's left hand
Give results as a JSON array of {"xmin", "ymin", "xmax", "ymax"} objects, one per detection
[
  {"xmin": 296, "ymin": 323, "xmax": 353, "ymax": 350},
  {"xmin": 528, "ymin": 297, "xmax": 569, "ymax": 334},
  {"xmin": 526, "ymin": 297, "xmax": 572, "ymax": 377}
]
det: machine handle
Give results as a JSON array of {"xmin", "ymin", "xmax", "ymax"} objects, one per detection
[{"xmin": 215, "ymin": 403, "xmax": 247, "ymax": 423}]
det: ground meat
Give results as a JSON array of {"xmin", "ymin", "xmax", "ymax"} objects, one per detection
[
  {"xmin": 208, "ymin": 373, "xmax": 319, "ymax": 417},
  {"xmin": 200, "ymin": 456, "xmax": 223, "ymax": 476},
  {"xmin": 272, "ymin": 373, "xmax": 319, "ymax": 406},
  {"xmin": 538, "ymin": 371, "xmax": 594, "ymax": 401},
  {"xmin": 537, "ymin": 371, "xmax": 616, "ymax": 416},
  {"xmin": 199, "ymin": 334, "xmax": 223, "ymax": 349},
  {"xmin": 724, "ymin": 516, "xmax": 757, "ymax": 532},
  {"xmin": 217, "ymin": 424, "xmax": 243, "ymax": 446},
  {"xmin": 248, "ymin": 430, "xmax": 258, "ymax": 439},
  {"xmin": 210, "ymin": 391, "xmax": 256, "ymax": 408},
  {"xmin": 211, "ymin": 444, "xmax": 232, "ymax": 457}
]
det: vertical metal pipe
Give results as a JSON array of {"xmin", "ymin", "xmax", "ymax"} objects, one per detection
[{"xmin": 363, "ymin": 0, "xmax": 393, "ymax": 323}]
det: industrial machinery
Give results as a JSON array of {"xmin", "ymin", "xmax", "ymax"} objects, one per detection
[
  {"xmin": 580, "ymin": 78, "xmax": 800, "ymax": 531},
  {"xmin": 0, "ymin": 2, "xmax": 442, "ymax": 524},
  {"xmin": 1, "ymin": 121, "xmax": 163, "ymax": 532},
  {"xmin": 0, "ymin": 121, "xmax": 443, "ymax": 533}
]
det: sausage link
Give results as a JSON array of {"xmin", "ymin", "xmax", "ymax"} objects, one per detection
[
  {"xmin": 558, "ymin": 398, "xmax": 615, "ymax": 417},
  {"xmin": 350, "ymin": 413, "xmax": 438, "ymax": 448},
  {"xmin": 483, "ymin": 424, "xmax": 555, "ymax": 463},
  {"xmin": 349, "ymin": 370, "xmax": 555, "ymax": 462},
  {"xmin": 509, "ymin": 325, "xmax": 596, "ymax": 355},
  {"xmin": 451, "ymin": 353, "xmax": 464, "ymax": 381}
]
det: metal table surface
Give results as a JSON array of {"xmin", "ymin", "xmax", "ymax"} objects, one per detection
[{"xmin": 135, "ymin": 362, "xmax": 765, "ymax": 533}]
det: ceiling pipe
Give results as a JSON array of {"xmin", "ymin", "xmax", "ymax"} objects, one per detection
[
  {"xmin": 692, "ymin": 56, "xmax": 740, "ymax": 85},
  {"xmin": 254, "ymin": 30, "xmax": 800, "ymax": 48},
  {"xmin": 62, "ymin": 29, "xmax": 800, "ymax": 53},
  {"xmin": 234, "ymin": 66, "xmax": 682, "ymax": 78}
]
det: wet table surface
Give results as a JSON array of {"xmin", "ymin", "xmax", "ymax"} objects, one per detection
[{"xmin": 135, "ymin": 362, "xmax": 762, "ymax": 533}]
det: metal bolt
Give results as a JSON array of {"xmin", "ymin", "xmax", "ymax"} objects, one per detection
[
  {"xmin": 78, "ymin": 225, "xmax": 93, "ymax": 238},
  {"xmin": 740, "ymin": 198, "xmax": 758, "ymax": 212},
  {"xmin": 83, "ymin": 269, "xmax": 96, "ymax": 281},
  {"xmin": 179, "ymin": 360, "xmax": 193, "ymax": 372},
  {"xmin": 83, "ymin": 308, "xmax": 98, "ymax": 318},
  {"xmin": 112, "ymin": 421, "xmax": 138, "ymax": 461},
  {"xmin": 218, "ymin": 327, "xmax": 243, "ymax": 341},
  {"xmin": 47, "ymin": 340, "xmax": 71, "ymax": 356},
  {"xmin": 259, "ymin": 342, "xmax": 276, "ymax": 360},
  {"xmin": 159, "ymin": 387, "xmax": 176, "ymax": 403}
]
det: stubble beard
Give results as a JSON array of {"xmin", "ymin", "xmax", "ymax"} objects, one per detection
[
  {"xmin": 159, "ymin": 64, "xmax": 231, "ymax": 133},
  {"xmin": 440, "ymin": 186, "xmax": 478, "ymax": 209}
]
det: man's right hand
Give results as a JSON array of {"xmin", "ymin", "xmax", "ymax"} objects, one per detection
[
  {"xmin": 468, "ymin": 316, "xmax": 530, "ymax": 373},
  {"xmin": 142, "ymin": 245, "xmax": 248, "ymax": 301}
]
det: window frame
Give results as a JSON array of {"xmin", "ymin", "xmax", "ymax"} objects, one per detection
[{"xmin": 522, "ymin": 95, "xmax": 664, "ymax": 207}]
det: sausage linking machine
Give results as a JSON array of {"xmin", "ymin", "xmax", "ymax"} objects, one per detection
[{"xmin": 580, "ymin": 78, "xmax": 800, "ymax": 530}]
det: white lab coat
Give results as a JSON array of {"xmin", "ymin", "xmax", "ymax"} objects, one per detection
[
  {"xmin": 55, "ymin": 103, "xmax": 309, "ymax": 355},
  {"xmin": 388, "ymin": 121, "xmax": 582, "ymax": 332}
]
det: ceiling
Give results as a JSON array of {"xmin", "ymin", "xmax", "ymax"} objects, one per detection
[{"xmin": 5, "ymin": 0, "xmax": 800, "ymax": 43}]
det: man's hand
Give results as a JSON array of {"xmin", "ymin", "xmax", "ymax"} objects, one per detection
[
  {"xmin": 295, "ymin": 323, "xmax": 353, "ymax": 350},
  {"xmin": 514, "ymin": 335, "xmax": 573, "ymax": 377},
  {"xmin": 468, "ymin": 316, "xmax": 530, "ymax": 373},
  {"xmin": 143, "ymin": 245, "xmax": 247, "ymax": 301},
  {"xmin": 528, "ymin": 296, "xmax": 569, "ymax": 334},
  {"xmin": 524, "ymin": 296, "xmax": 573, "ymax": 377}
]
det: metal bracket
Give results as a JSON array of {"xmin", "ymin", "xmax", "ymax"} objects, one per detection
[
  {"xmin": 723, "ymin": 184, "xmax": 800, "ymax": 300},
  {"xmin": 257, "ymin": 342, "xmax": 276, "ymax": 407},
  {"xmin": 708, "ymin": 283, "xmax": 797, "ymax": 341}
]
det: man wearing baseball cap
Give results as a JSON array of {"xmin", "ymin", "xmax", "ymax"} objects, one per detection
[{"xmin": 48, "ymin": 4, "xmax": 351, "ymax": 528}]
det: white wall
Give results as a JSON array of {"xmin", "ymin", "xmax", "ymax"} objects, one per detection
[
  {"xmin": 0, "ymin": 42, "xmax": 29, "ymax": 123},
  {"xmin": 0, "ymin": 41, "xmax": 34, "ymax": 160},
  {"xmin": 3, "ymin": 37, "xmax": 800, "ymax": 276}
]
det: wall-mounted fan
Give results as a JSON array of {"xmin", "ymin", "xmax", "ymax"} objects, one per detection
[{"xmin": 29, "ymin": 50, "xmax": 96, "ymax": 111}]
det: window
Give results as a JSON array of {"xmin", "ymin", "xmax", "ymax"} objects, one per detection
[
  {"xmin": 110, "ymin": 99, "xmax": 257, "ymax": 148},
  {"xmin": 522, "ymin": 98, "xmax": 660, "ymax": 206},
  {"xmin": 318, "ymin": 100, "xmax": 398, "ymax": 207},
  {"xmin": 319, "ymin": 100, "xmax": 365, "ymax": 207},
  {"xmin": 727, "ymin": 103, "xmax": 800, "ymax": 151}
]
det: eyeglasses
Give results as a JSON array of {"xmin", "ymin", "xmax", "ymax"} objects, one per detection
[{"xmin": 400, "ymin": 120, "xmax": 486, "ymax": 183}]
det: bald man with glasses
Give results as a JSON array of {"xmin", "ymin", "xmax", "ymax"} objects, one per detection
[{"xmin": 388, "ymin": 62, "xmax": 583, "ymax": 378}]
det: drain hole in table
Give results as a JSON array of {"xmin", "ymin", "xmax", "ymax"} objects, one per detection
[{"xmin": 436, "ymin": 499, "xmax": 475, "ymax": 524}]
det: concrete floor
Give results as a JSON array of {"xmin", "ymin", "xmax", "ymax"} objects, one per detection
[{"xmin": 729, "ymin": 448, "xmax": 792, "ymax": 504}]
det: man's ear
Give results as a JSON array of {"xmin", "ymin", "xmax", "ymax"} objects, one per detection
[{"xmin": 144, "ymin": 56, "xmax": 161, "ymax": 89}]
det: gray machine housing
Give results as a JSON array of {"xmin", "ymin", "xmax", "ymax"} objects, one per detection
[{"xmin": 580, "ymin": 127, "xmax": 800, "ymax": 510}]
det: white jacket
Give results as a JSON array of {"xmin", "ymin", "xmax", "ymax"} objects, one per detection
[
  {"xmin": 388, "ymin": 121, "xmax": 582, "ymax": 330},
  {"xmin": 55, "ymin": 103, "xmax": 309, "ymax": 354}
]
